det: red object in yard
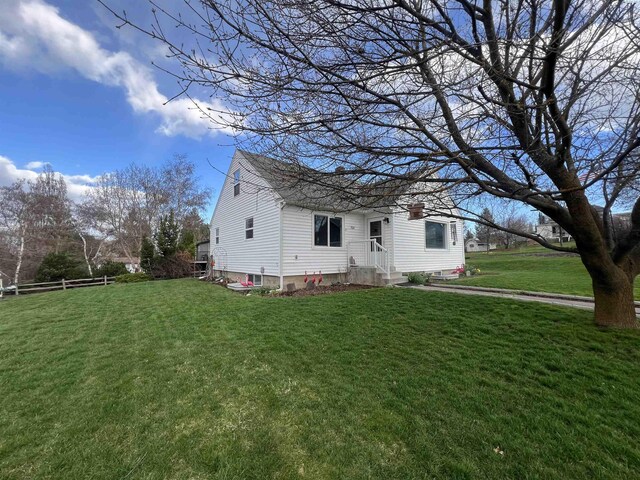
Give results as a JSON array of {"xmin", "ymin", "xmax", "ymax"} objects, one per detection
[
  {"xmin": 318, "ymin": 271, "xmax": 323, "ymax": 284},
  {"xmin": 311, "ymin": 272, "xmax": 316, "ymax": 284},
  {"xmin": 304, "ymin": 271, "xmax": 308, "ymax": 283},
  {"xmin": 240, "ymin": 274, "xmax": 254, "ymax": 287}
]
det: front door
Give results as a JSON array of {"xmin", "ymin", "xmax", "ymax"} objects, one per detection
[{"xmin": 369, "ymin": 220, "xmax": 383, "ymax": 248}]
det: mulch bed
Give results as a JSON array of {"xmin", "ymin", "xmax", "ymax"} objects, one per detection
[{"xmin": 274, "ymin": 283, "xmax": 375, "ymax": 297}]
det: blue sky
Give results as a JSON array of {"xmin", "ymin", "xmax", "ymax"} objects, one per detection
[{"xmin": 0, "ymin": 0, "xmax": 236, "ymax": 218}]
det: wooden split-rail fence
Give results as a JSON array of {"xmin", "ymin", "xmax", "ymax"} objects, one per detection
[{"xmin": 0, "ymin": 276, "xmax": 116, "ymax": 299}]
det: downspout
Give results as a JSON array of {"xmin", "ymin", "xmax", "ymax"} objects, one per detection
[{"xmin": 278, "ymin": 200, "xmax": 286, "ymax": 290}]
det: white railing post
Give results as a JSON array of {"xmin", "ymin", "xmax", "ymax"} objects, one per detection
[{"xmin": 347, "ymin": 239, "xmax": 389, "ymax": 277}]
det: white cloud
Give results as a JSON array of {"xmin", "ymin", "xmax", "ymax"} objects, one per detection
[
  {"xmin": 0, "ymin": 155, "xmax": 96, "ymax": 201},
  {"xmin": 24, "ymin": 161, "xmax": 48, "ymax": 169},
  {"xmin": 0, "ymin": 0, "xmax": 233, "ymax": 138}
]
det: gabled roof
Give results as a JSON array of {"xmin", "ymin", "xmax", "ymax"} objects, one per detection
[{"xmin": 238, "ymin": 149, "xmax": 415, "ymax": 212}]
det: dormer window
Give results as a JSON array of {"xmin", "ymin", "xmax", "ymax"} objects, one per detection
[{"xmin": 233, "ymin": 169, "xmax": 240, "ymax": 196}]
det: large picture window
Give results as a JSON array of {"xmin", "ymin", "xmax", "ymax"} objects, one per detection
[
  {"xmin": 314, "ymin": 214, "xmax": 342, "ymax": 247},
  {"xmin": 425, "ymin": 221, "xmax": 446, "ymax": 249}
]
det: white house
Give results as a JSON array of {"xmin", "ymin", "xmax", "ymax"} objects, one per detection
[
  {"xmin": 535, "ymin": 216, "xmax": 573, "ymax": 243},
  {"xmin": 209, "ymin": 150, "xmax": 465, "ymax": 288},
  {"xmin": 465, "ymin": 238, "xmax": 497, "ymax": 253}
]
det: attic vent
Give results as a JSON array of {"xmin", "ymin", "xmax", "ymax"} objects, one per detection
[{"xmin": 408, "ymin": 203, "xmax": 425, "ymax": 220}]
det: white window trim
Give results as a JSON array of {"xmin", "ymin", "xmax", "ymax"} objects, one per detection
[
  {"xmin": 311, "ymin": 212, "xmax": 345, "ymax": 249},
  {"xmin": 449, "ymin": 221, "xmax": 458, "ymax": 246},
  {"xmin": 424, "ymin": 219, "xmax": 449, "ymax": 251},
  {"xmin": 247, "ymin": 273, "xmax": 262, "ymax": 286},
  {"xmin": 233, "ymin": 169, "xmax": 241, "ymax": 196},
  {"xmin": 215, "ymin": 227, "xmax": 220, "ymax": 245},
  {"xmin": 245, "ymin": 217, "xmax": 254, "ymax": 240}
]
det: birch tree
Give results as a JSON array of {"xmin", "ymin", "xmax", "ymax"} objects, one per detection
[{"xmin": 0, "ymin": 181, "xmax": 34, "ymax": 285}]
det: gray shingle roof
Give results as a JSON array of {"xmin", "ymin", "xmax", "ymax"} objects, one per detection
[{"xmin": 238, "ymin": 149, "xmax": 412, "ymax": 212}]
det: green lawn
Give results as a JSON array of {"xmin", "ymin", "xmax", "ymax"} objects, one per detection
[
  {"xmin": 453, "ymin": 247, "xmax": 640, "ymax": 299},
  {"xmin": 1, "ymin": 280, "xmax": 640, "ymax": 479}
]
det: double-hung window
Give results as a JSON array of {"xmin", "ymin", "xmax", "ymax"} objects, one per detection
[
  {"xmin": 215, "ymin": 227, "xmax": 220, "ymax": 244},
  {"xmin": 233, "ymin": 169, "xmax": 240, "ymax": 196},
  {"xmin": 425, "ymin": 221, "xmax": 446, "ymax": 249},
  {"xmin": 314, "ymin": 214, "xmax": 342, "ymax": 247},
  {"xmin": 245, "ymin": 217, "xmax": 254, "ymax": 239}
]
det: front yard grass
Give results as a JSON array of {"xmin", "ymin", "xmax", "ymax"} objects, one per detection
[
  {"xmin": 453, "ymin": 249, "xmax": 640, "ymax": 299},
  {"xmin": 1, "ymin": 280, "xmax": 639, "ymax": 479}
]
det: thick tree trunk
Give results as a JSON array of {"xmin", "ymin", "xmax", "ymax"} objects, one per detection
[{"xmin": 591, "ymin": 268, "xmax": 637, "ymax": 328}]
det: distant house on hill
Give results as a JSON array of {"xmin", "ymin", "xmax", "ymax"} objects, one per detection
[
  {"xmin": 535, "ymin": 208, "xmax": 633, "ymax": 244},
  {"xmin": 535, "ymin": 215, "xmax": 572, "ymax": 243},
  {"xmin": 465, "ymin": 237, "xmax": 497, "ymax": 253}
]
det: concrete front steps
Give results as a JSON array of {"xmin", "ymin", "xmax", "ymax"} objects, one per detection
[{"xmin": 347, "ymin": 266, "xmax": 407, "ymax": 287}]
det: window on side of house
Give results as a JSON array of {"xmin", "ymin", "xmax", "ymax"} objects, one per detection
[
  {"xmin": 233, "ymin": 169, "xmax": 240, "ymax": 196},
  {"xmin": 247, "ymin": 274, "xmax": 262, "ymax": 286},
  {"xmin": 425, "ymin": 221, "xmax": 446, "ymax": 249},
  {"xmin": 245, "ymin": 217, "xmax": 254, "ymax": 239},
  {"xmin": 449, "ymin": 222, "xmax": 458, "ymax": 245},
  {"xmin": 314, "ymin": 214, "xmax": 342, "ymax": 247},
  {"xmin": 215, "ymin": 227, "xmax": 220, "ymax": 244}
]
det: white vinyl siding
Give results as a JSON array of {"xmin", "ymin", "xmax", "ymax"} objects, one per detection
[
  {"xmin": 392, "ymin": 209, "xmax": 464, "ymax": 273},
  {"xmin": 282, "ymin": 207, "xmax": 364, "ymax": 275},
  {"xmin": 210, "ymin": 151, "xmax": 281, "ymax": 276}
]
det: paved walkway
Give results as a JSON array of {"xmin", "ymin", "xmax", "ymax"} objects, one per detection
[{"xmin": 401, "ymin": 283, "xmax": 640, "ymax": 315}]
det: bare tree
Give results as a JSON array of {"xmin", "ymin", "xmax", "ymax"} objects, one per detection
[
  {"xmin": 71, "ymin": 201, "xmax": 111, "ymax": 277},
  {"xmin": 85, "ymin": 169, "xmax": 145, "ymax": 265},
  {"xmin": 103, "ymin": 0, "xmax": 640, "ymax": 327},
  {"xmin": 0, "ymin": 171, "xmax": 76, "ymax": 285},
  {"xmin": 84, "ymin": 155, "xmax": 211, "ymax": 263},
  {"xmin": 30, "ymin": 166, "xmax": 73, "ymax": 254},
  {"xmin": 476, "ymin": 208, "xmax": 497, "ymax": 253},
  {"xmin": 493, "ymin": 203, "xmax": 532, "ymax": 249},
  {"xmin": 0, "ymin": 181, "xmax": 32, "ymax": 285},
  {"xmin": 161, "ymin": 154, "xmax": 212, "ymax": 236}
]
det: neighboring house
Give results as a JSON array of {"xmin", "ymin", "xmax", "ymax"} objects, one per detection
[
  {"xmin": 209, "ymin": 150, "xmax": 465, "ymax": 288},
  {"xmin": 535, "ymin": 216, "xmax": 572, "ymax": 243},
  {"xmin": 102, "ymin": 256, "xmax": 140, "ymax": 273},
  {"xmin": 465, "ymin": 238, "xmax": 497, "ymax": 253}
]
